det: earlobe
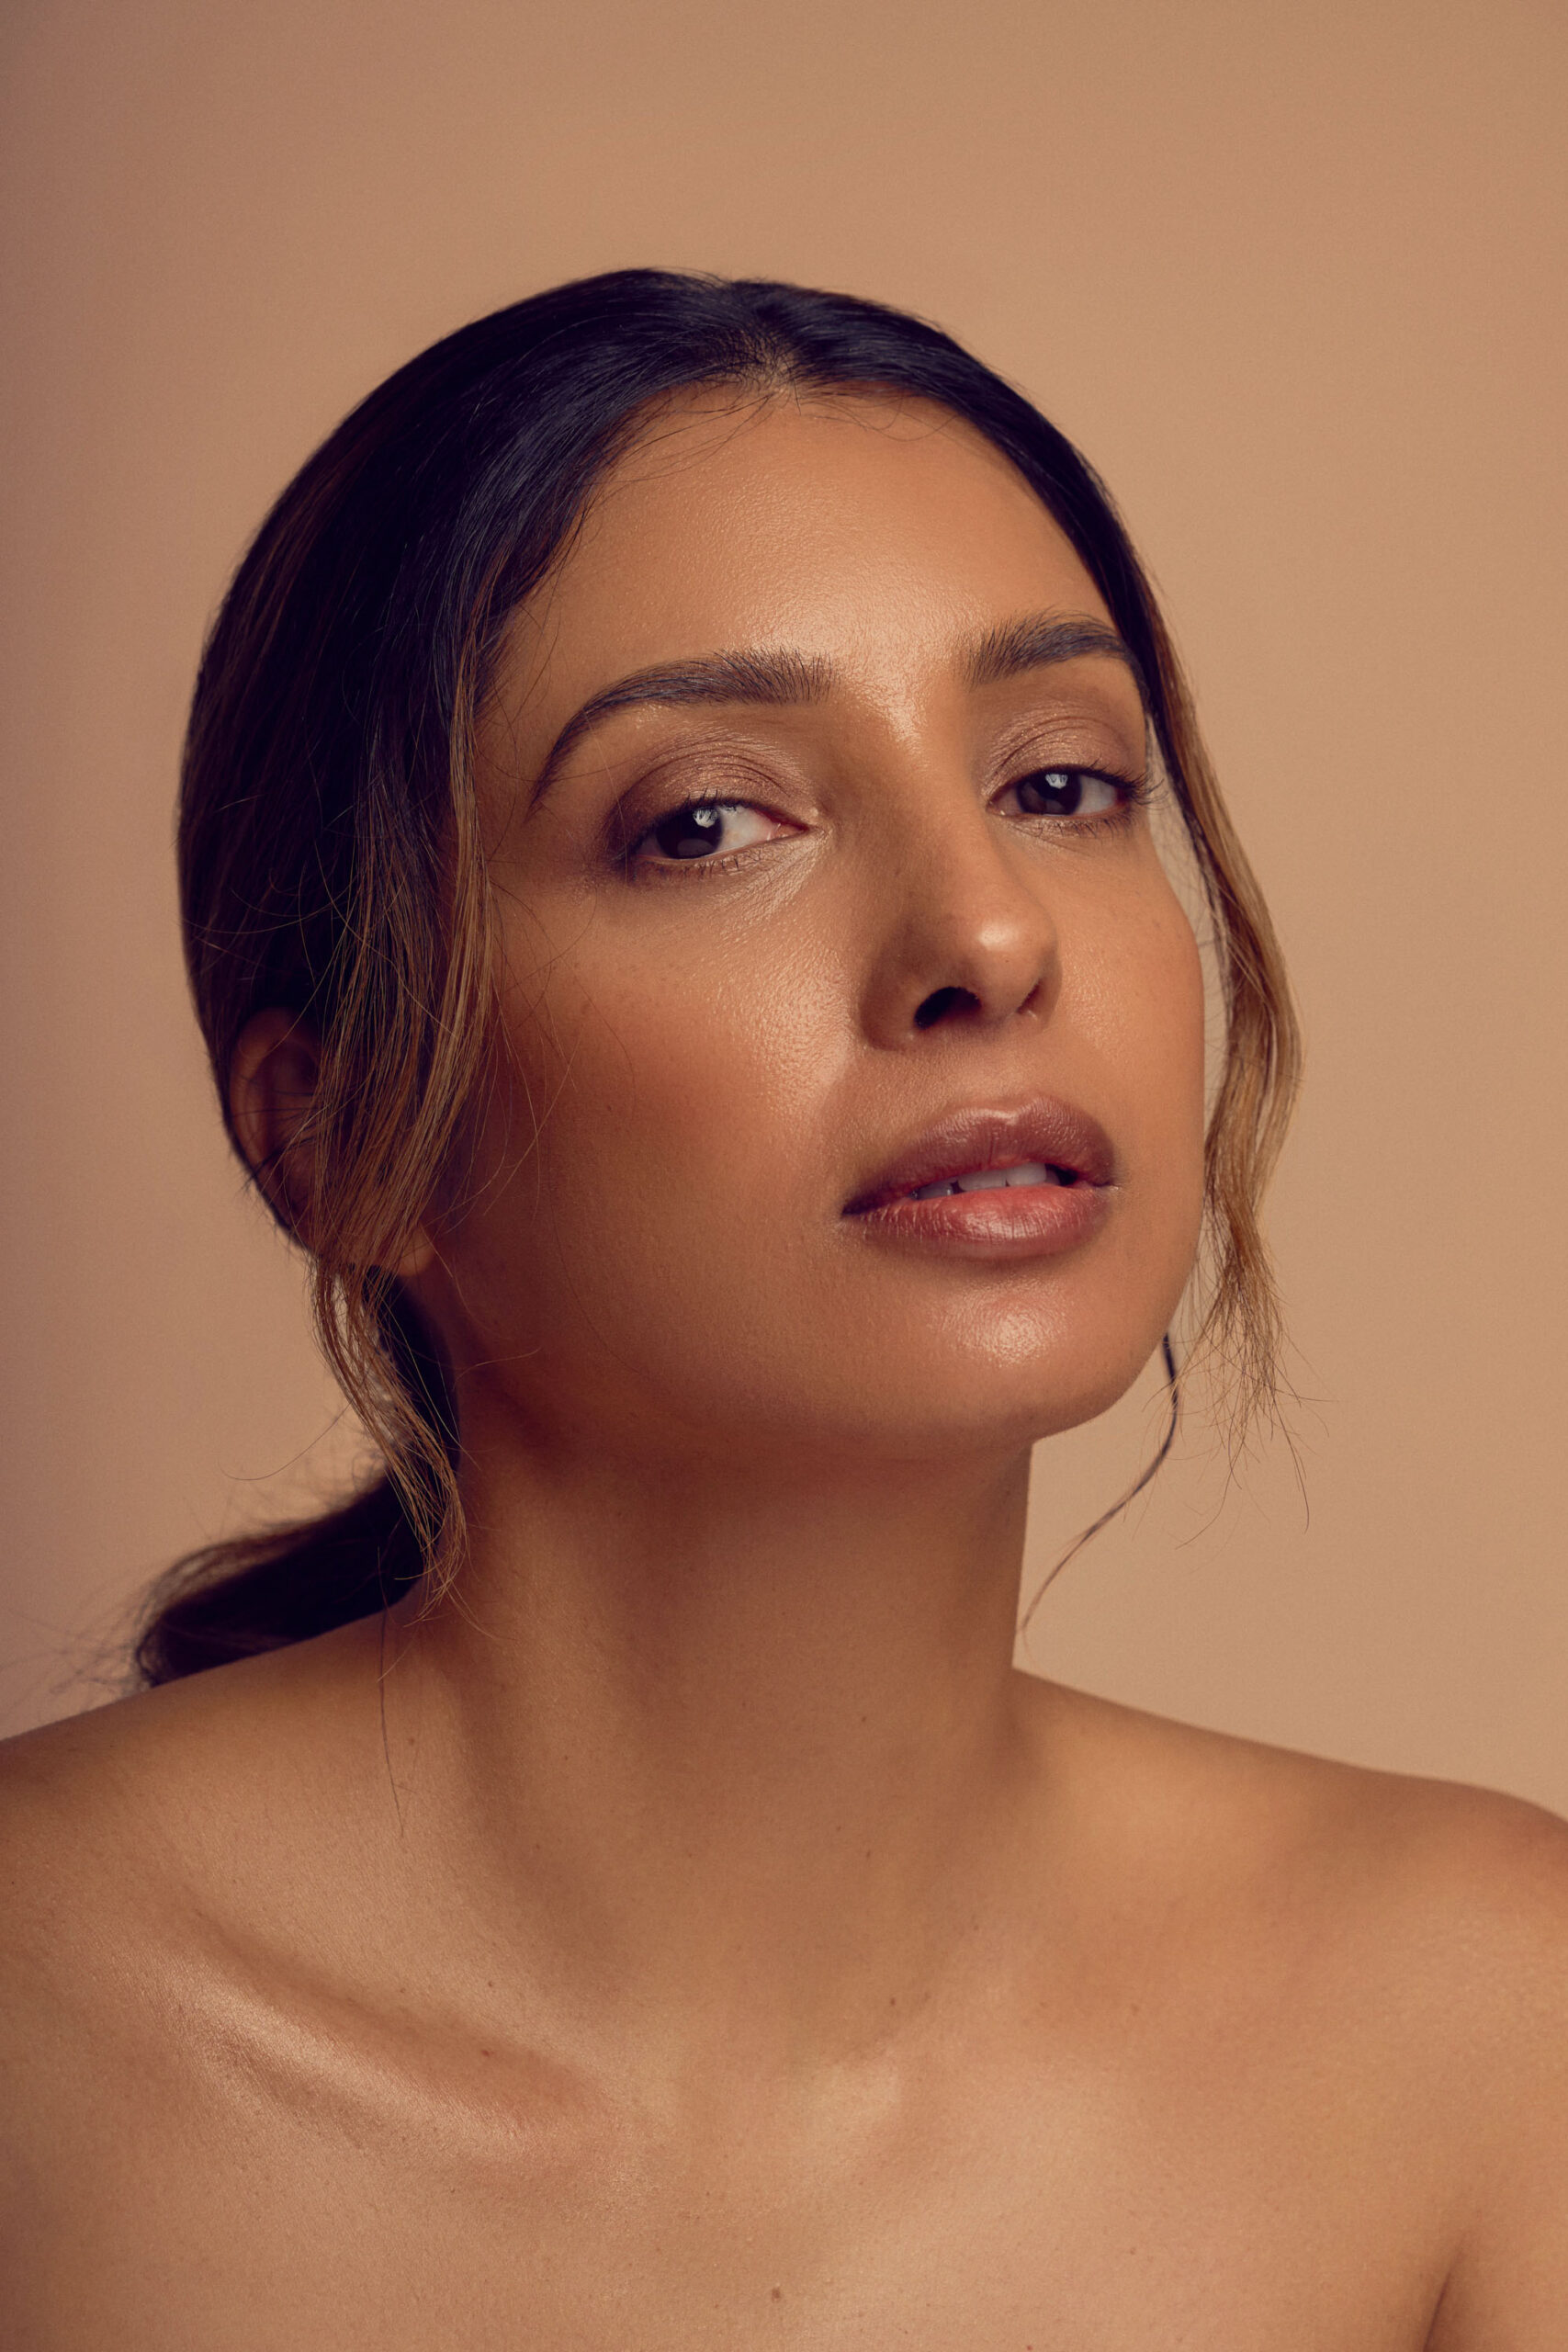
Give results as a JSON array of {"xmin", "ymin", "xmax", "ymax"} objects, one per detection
[
  {"xmin": 394, "ymin": 1227, "xmax": 438, "ymax": 1282},
  {"xmin": 229, "ymin": 1009, "xmax": 325, "ymax": 1241},
  {"xmin": 228, "ymin": 1008, "xmax": 439, "ymax": 1277}
]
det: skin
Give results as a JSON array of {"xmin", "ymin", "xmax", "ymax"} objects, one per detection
[{"xmin": 2, "ymin": 390, "xmax": 1566, "ymax": 2348}]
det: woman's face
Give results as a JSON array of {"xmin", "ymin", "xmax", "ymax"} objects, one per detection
[{"xmin": 423, "ymin": 391, "xmax": 1204, "ymax": 1476}]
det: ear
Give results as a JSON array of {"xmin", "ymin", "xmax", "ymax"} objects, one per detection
[{"xmin": 228, "ymin": 1011, "xmax": 436, "ymax": 1279}]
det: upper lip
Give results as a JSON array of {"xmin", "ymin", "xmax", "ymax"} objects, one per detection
[{"xmin": 842, "ymin": 1098, "xmax": 1117, "ymax": 1214}]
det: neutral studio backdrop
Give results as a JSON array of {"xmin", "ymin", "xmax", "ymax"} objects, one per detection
[{"xmin": 2, "ymin": 0, "xmax": 1563, "ymax": 1804}]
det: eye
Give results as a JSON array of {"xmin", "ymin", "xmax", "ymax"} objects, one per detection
[
  {"xmin": 634, "ymin": 799, "xmax": 791, "ymax": 864},
  {"xmin": 998, "ymin": 767, "xmax": 1130, "ymax": 820}
]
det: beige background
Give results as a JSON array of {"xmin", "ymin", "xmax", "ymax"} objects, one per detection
[{"xmin": 3, "ymin": 0, "xmax": 1564, "ymax": 1804}]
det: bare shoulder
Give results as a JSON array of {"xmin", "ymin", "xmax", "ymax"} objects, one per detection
[
  {"xmin": 0, "ymin": 1682, "xmax": 215, "ymax": 2026},
  {"xmin": 0, "ymin": 1682, "xmax": 200, "ymax": 1946},
  {"xmin": 1034, "ymin": 1677, "xmax": 1568, "ymax": 2078},
  {"xmin": 1, "ymin": 1643, "xmax": 299, "ymax": 1858},
  {"xmin": 1192, "ymin": 1731, "xmax": 1568, "ymax": 2342},
  {"xmin": 0, "ymin": 1623, "xmax": 407, "ymax": 2264},
  {"xmin": 1036, "ymin": 1677, "xmax": 1568, "ymax": 2321},
  {"xmin": 0, "ymin": 1675, "xmax": 258, "ymax": 2212},
  {"xmin": 0, "ymin": 1623, "xmax": 392, "ymax": 1994},
  {"xmin": 1042, "ymin": 1672, "xmax": 1568, "ymax": 1917},
  {"xmin": 0, "ymin": 1633, "xmax": 446, "ymax": 2346}
]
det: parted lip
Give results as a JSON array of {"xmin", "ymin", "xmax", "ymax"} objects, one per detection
[{"xmin": 841, "ymin": 1098, "xmax": 1118, "ymax": 1215}]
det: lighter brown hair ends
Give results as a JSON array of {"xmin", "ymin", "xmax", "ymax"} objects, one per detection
[{"xmin": 134, "ymin": 269, "xmax": 1299, "ymax": 1685}]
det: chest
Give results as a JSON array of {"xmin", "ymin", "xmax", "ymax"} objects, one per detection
[{"xmin": 5, "ymin": 2023, "xmax": 1450, "ymax": 2349}]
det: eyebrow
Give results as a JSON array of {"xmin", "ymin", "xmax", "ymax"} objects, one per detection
[
  {"xmin": 527, "ymin": 614, "xmax": 1140, "ymax": 805},
  {"xmin": 962, "ymin": 613, "xmax": 1143, "ymax": 697},
  {"xmin": 527, "ymin": 649, "xmax": 832, "ymax": 805}
]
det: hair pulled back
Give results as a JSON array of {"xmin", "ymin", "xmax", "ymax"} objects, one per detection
[{"xmin": 136, "ymin": 268, "xmax": 1298, "ymax": 1686}]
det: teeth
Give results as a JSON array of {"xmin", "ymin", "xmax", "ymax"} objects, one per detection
[{"xmin": 908, "ymin": 1160, "xmax": 1063, "ymax": 1202}]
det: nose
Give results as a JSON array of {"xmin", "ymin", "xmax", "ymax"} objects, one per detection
[{"xmin": 857, "ymin": 794, "xmax": 1060, "ymax": 1050}]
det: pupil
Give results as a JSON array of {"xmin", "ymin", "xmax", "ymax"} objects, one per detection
[
  {"xmin": 657, "ymin": 804, "xmax": 725, "ymax": 859},
  {"xmin": 1021, "ymin": 770, "xmax": 1080, "ymax": 816}
]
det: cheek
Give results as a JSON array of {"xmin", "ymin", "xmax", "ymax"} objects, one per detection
[
  {"xmin": 445, "ymin": 870, "xmax": 1212, "ymax": 1444},
  {"xmin": 1089, "ymin": 894, "xmax": 1208, "ymax": 1242},
  {"xmin": 468, "ymin": 923, "xmax": 847, "ymax": 1311}
]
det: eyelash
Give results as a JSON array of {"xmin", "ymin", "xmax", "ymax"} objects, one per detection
[
  {"xmin": 619, "ymin": 790, "xmax": 780, "ymax": 878},
  {"xmin": 997, "ymin": 765, "xmax": 1151, "ymax": 827},
  {"xmin": 623, "ymin": 765, "xmax": 1150, "ymax": 876}
]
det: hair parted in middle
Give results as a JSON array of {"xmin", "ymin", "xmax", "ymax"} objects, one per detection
[{"xmin": 139, "ymin": 267, "xmax": 1299, "ymax": 1686}]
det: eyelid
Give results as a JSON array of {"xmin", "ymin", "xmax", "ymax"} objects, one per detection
[
  {"xmin": 610, "ymin": 758, "xmax": 810, "ymax": 849},
  {"xmin": 987, "ymin": 697, "xmax": 1148, "ymax": 766},
  {"xmin": 574, "ymin": 711, "xmax": 813, "ymax": 794}
]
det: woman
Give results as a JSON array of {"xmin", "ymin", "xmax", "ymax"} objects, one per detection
[{"xmin": 2, "ymin": 271, "xmax": 1562, "ymax": 2345}]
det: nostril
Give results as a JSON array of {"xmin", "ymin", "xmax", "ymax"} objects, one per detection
[{"xmin": 913, "ymin": 985, "xmax": 982, "ymax": 1031}]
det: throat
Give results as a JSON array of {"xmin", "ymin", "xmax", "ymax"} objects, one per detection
[{"xmin": 389, "ymin": 1449, "xmax": 1040, "ymax": 2056}]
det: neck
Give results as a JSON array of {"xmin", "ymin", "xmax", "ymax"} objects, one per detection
[{"xmin": 389, "ymin": 1419, "xmax": 1048, "ymax": 2061}]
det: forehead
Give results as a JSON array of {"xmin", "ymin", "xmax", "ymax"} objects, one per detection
[{"xmin": 502, "ymin": 390, "xmax": 1116, "ymax": 720}]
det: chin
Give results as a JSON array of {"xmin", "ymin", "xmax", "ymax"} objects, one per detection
[
  {"xmin": 737, "ymin": 1323, "xmax": 1173, "ymax": 1472},
  {"xmin": 807, "ymin": 1272, "xmax": 1181, "ymax": 1457},
  {"xmin": 902, "ymin": 1361, "xmax": 1162, "ymax": 1461}
]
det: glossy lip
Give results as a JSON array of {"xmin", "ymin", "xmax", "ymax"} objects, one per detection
[
  {"xmin": 841, "ymin": 1098, "xmax": 1118, "ymax": 1261},
  {"xmin": 844, "ymin": 1098, "xmax": 1116, "ymax": 1211}
]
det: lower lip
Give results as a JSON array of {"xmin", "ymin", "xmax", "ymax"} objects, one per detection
[{"xmin": 846, "ymin": 1178, "xmax": 1113, "ymax": 1260}]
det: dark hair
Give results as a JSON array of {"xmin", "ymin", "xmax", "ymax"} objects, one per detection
[{"xmin": 135, "ymin": 268, "xmax": 1298, "ymax": 1686}]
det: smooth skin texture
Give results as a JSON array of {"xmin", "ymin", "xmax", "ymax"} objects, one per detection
[{"xmin": 2, "ymin": 393, "xmax": 1565, "ymax": 2347}]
